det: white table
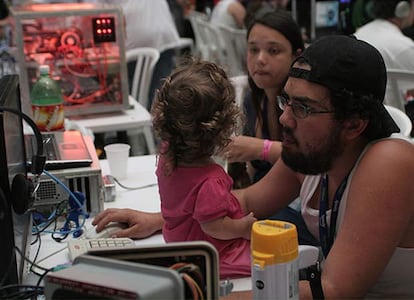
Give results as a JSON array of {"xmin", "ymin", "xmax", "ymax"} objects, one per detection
[
  {"xmin": 26, "ymin": 155, "xmax": 251, "ymax": 292},
  {"xmin": 67, "ymin": 96, "xmax": 156, "ymax": 155}
]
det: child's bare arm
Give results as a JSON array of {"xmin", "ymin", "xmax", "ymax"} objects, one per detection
[{"xmin": 200, "ymin": 212, "xmax": 256, "ymax": 240}]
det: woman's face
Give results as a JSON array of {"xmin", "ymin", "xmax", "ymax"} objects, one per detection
[{"xmin": 247, "ymin": 23, "xmax": 296, "ymax": 91}]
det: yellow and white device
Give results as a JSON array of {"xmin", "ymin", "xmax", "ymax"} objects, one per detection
[{"xmin": 251, "ymin": 220, "xmax": 299, "ymax": 300}]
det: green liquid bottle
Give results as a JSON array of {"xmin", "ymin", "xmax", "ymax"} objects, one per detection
[{"xmin": 31, "ymin": 65, "xmax": 64, "ymax": 131}]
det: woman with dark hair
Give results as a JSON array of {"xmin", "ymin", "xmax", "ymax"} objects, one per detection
[{"xmin": 223, "ymin": 10, "xmax": 304, "ymax": 184}]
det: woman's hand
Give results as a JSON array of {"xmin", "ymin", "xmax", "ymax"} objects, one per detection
[
  {"xmin": 92, "ymin": 208, "xmax": 164, "ymax": 239},
  {"xmin": 221, "ymin": 136, "xmax": 281, "ymax": 164},
  {"xmin": 221, "ymin": 135, "xmax": 264, "ymax": 163}
]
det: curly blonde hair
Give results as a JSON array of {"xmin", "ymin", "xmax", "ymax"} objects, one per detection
[{"xmin": 151, "ymin": 58, "xmax": 241, "ymax": 174}]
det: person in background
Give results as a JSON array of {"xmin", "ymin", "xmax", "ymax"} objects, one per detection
[
  {"xmin": 152, "ymin": 59, "xmax": 256, "ymax": 279},
  {"xmin": 224, "ymin": 10, "xmax": 304, "ymax": 185},
  {"xmin": 354, "ymin": 0, "xmax": 414, "ymax": 111},
  {"xmin": 167, "ymin": 0, "xmax": 188, "ymax": 38},
  {"xmin": 210, "ymin": 0, "xmax": 246, "ymax": 29},
  {"xmin": 93, "ymin": 35, "xmax": 414, "ymax": 298},
  {"xmin": 224, "ymin": 10, "xmax": 319, "ymax": 246},
  {"xmin": 244, "ymin": 0, "xmax": 290, "ymax": 27}
]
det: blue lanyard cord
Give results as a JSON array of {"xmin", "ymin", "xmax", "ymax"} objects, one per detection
[{"xmin": 319, "ymin": 173, "xmax": 350, "ymax": 258}]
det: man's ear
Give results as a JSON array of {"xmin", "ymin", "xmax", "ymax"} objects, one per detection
[
  {"xmin": 293, "ymin": 48, "xmax": 302, "ymax": 59},
  {"xmin": 342, "ymin": 118, "xmax": 368, "ymax": 139}
]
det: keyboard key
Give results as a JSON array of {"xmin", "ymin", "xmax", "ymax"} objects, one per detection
[{"xmin": 67, "ymin": 238, "xmax": 135, "ymax": 261}]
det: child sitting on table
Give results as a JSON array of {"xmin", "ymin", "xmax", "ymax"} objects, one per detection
[{"xmin": 151, "ymin": 59, "xmax": 257, "ymax": 279}]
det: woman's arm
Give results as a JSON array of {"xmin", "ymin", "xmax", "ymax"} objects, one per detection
[{"xmin": 223, "ymin": 135, "xmax": 281, "ymax": 164}]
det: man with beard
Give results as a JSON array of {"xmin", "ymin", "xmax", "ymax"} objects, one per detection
[{"xmin": 92, "ymin": 35, "xmax": 414, "ymax": 298}]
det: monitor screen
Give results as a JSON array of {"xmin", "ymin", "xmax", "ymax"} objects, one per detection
[
  {"xmin": 315, "ymin": 1, "xmax": 339, "ymax": 28},
  {"xmin": 0, "ymin": 74, "xmax": 32, "ymax": 286}
]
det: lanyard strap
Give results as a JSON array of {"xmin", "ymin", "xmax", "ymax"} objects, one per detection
[{"xmin": 319, "ymin": 173, "xmax": 350, "ymax": 258}]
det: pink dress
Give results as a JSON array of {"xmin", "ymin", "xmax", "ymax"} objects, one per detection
[{"xmin": 156, "ymin": 157, "xmax": 251, "ymax": 279}]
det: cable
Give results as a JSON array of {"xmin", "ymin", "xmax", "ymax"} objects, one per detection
[
  {"xmin": 182, "ymin": 273, "xmax": 201, "ymax": 300},
  {"xmin": 35, "ymin": 245, "xmax": 67, "ymax": 265},
  {"xmin": 14, "ymin": 246, "xmax": 49, "ymax": 273},
  {"xmin": 36, "ymin": 268, "xmax": 52, "ymax": 289},
  {"xmin": 109, "ymin": 175, "xmax": 157, "ymax": 190},
  {"xmin": 31, "ymin": 170, "xmax": 88, "ymax": 237},
  {"xmin": 0, "ymin": 284, "xmax": 44, "ymax": 299},
  {"xmin": 42, "ymin": 170, "xmax": 86, "ymax": 216},
  {"xmin": 32, "ymin": 199, "xmax": 67, "ymax": 229},
  {"xmin": 31, "ymin": 202, "xmax": 68, "ymax": 236},
  {"xmin": 27, "ymin": 232, "xmax": 51, "ymax": 278},
  {"xmin": 170, "ymin": 262, "xmax": 205, "ymax": 300},
  {"xmin": 29, "ymin": 230, "xmax": 42, "ymax": 274}
]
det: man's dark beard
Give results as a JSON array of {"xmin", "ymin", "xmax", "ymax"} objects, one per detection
[{"xmin": 281, "ymin": 125, "xmax": 343, "ymax": 175}]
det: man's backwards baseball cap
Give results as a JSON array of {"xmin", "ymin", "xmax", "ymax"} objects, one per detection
[{"xmin": 289, "ymin": 34, "xmax": 400, "ymax": 137}]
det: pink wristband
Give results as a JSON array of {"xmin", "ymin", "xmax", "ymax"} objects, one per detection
[{"xmin": 261, "ymin": 139, "xmax": 272, "ymax": 161}]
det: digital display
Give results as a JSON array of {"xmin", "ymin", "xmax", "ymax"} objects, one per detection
[{"xmin": 92, "ymin": 17, "xmax": 116, "ymax": 43}]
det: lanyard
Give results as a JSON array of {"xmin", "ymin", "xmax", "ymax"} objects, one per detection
[{"xmin": 319, "ymin": 173, "xmax": 350, "ymax": 258}]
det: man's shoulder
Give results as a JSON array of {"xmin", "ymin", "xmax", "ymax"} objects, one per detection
[
  {"xmin": 372, "ymin": 135, "xmax": 413, "ymax": 145},
  {"xmin": 348, "ymin": 137, "xmax": 414, "ymax": 190},
  {"xmin": 363, "ymin": 136, "xmax": 413, "ymax": 163}
]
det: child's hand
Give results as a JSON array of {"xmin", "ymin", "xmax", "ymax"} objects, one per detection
[{"xmin": 242, "ymin": 212, "xmax": 257, "ymax": 240}]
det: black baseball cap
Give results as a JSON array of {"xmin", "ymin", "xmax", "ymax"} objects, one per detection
[{"xmin": 288, "ymin": 35, "xmax": 400, "ymax": 137}]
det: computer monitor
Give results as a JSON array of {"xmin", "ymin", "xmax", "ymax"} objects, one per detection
[
  {"xmin": 295, "ymin": 0, "xmax": 342, "ymax": 42},
  {"xmin": 315, "ymin": 1, "xmax": 339, "ymax": 28},
  {"xmin": 0, "ymin": 74, "xmax": 32, "ymax": 286}
]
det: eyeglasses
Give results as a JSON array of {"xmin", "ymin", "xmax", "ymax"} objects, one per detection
[{"xmin": 277, "ymin": 94, "xmax": 335, "ymax": 119}]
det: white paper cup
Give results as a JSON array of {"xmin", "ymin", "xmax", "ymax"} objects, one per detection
[{"xmin": 104, "ymin": 143, "xmax": 130, "ymax": 179}]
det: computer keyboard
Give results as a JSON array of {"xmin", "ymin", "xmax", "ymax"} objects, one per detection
[{"xmin": 67, "ymin": 238, "xmax": 135, "ymax": 261}]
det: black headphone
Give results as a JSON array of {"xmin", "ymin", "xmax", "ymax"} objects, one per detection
[
  {"xmin": 0, "ymin": 106, "xmax": 46, "ymax": 214},
  {"xmin": 0, "ymin": 187, "xmax": 6, "ymax": 221},
  {"xmin": 395, "ymin": 1, "xmax": 411, "ymax": 18}
]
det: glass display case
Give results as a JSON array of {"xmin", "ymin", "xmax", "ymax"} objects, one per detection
[{"xmin": 11, "ymin": 2, "xmax": 129, "ymax": 117}]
